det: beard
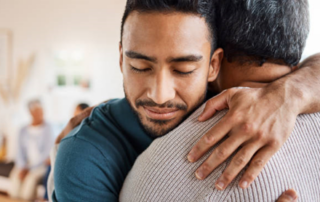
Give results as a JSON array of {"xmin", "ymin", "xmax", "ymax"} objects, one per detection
[{"xmin": 124, "ymin": 86, "xmax": 207, "ymax": 138}]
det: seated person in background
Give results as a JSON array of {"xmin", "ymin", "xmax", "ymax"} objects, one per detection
[
  {"xmin": 9, "ymin": 99, "xmax": 55, "ymax": 201},
  {"xmin": 52, "ymin": 0, "xmax": 320, "ymax": 201},
  {"xmin": 120, "ymin": 0, "xmax": 320, "ymax": 201}
]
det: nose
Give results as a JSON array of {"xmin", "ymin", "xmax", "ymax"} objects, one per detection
[{"xmin": 147, "ymin": 70, "xmax": 176, "ymax": 105}]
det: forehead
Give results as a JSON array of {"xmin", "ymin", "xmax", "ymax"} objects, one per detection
[{"xmin": 122, "ymin": 11, "xmax": 211, "ymax": 57}]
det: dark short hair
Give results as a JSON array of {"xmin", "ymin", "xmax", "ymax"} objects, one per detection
[
  {"xmin": 77, "ymin": 103, "xmax": 89, "ymax": 110},
  {"xmin": 217, "ymin": 0, "xmax": 309, "ymax": 66},
  {"xmin": 120, "ymin": 0, "xmax": 217, "ymax": 53}
]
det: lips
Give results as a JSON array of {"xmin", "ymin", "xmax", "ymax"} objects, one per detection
[{"xmin": 143, "ymin": 106, "xmax": 179, "ymax": 120}]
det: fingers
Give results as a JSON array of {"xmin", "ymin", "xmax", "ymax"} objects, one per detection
[
  {"xmin": 55, "ymin": 106, "xmax": 94, "ymax": 144},
  {"xmin": 239, "ymin": 145, "xmax": 278, "ymax": 189},
  {"xmin": 276, "ymin": 189, "xmax": 298, "ymax": 202},
  {"xmin": 215, "ymin": 143, "xmax": 261, "ymax": 190},
  {"xmin": 188, "ymin": 115, "xmax": 232, "ymax": 162},
  {"xmin": 198, "ymin": 90, "xmax": 231, "ymax": 122},
  {"xmin": 70, "ymin": 106, "xmax": 94, "ymax": 128},
  {"xmin": 194, "ymin": 133, "xmax": 248, "ymax": 181}
]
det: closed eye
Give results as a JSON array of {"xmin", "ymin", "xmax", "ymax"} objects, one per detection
[
  {"xmin": 174, "ymin": 70, "xmax": 195, "ymax": 76},
  {"xmin": 130, "ymin": 66, "xmax": 151, "ymax": 73}
]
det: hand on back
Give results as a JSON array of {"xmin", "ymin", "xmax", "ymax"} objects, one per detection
[{"xmin": 188, "ymin": 86, "xmax": 299, "ymax": 190}]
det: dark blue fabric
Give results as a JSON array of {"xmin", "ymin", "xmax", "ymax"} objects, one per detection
[{"xmin": 52, "ymin": 98, "xmax": 153, "ymax": 202}]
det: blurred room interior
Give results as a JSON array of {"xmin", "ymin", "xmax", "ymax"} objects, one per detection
[{"xmin": 0, "ymin": 0, "xmax": 319, "ymax": 201}]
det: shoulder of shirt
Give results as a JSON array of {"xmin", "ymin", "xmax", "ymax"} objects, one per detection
[
  {"xmin": 19, "ymin": 125, "xmax": 29, "ymax": 137},
  {"xmin": 62, "ymin": 98, "xmax": 123, "ymax": 137},
  {"xmin": 59, "ymin": 98, "xmax": 135, "ymax": 158}
]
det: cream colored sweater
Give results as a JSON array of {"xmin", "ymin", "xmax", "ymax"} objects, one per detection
[{"xmin": 120, "ymin": 104, "xmax": 320, "ymax": 202}]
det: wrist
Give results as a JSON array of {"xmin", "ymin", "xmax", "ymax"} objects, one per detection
[{"xmin": 267, "ymin": 76, "xmax": 305, "ymax": 115}]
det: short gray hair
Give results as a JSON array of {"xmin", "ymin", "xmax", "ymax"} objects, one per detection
[
  {"xmin": 217, "ymin": 0, "xmax": 309, "ymax": 66},
  {"xmin": 27, "ymin": 99, "xmax": 42, "ymax": 111}
]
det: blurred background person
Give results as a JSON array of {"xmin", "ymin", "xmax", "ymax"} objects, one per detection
[
  {"xmin": 8, "ymin": 99, "xmax": 55, "ymax": 201},
  {"xmin": 73, "ymin": 103, "xmax": 89, "ymax": 116}
]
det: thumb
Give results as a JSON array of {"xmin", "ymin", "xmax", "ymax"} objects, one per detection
[
  {"xmin": 198, "ymin": 90, "xmax": 230, "ymax": 121},
  {"xmin": 276, "ymin": 189, "xmax": 298, "ymax": 202}
]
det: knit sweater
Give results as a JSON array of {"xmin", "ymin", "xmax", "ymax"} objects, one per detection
[{"xmin": 120, "ymin": 104, "xmax": 320, "ymax": 202}]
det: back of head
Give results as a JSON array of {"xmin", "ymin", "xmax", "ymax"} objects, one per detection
[
  {"xmin": 121, "ymin": 0, "xmax": 217, "ymax": 52},
  {"xmin": 217, "ymin": 0, "xmax": 309, "ymax": 66},
  {"xmin": 78, "ymin": 103, "xmax": 89, "ymax": 111}
]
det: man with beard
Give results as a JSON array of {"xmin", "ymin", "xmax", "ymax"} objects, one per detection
[
  {"xmin": 119, "ymin": 0, "xmax": 319, "ymax": 201},
  {"xmin": 53, "ymin": 0, "xmax": 320, "ymax": 201}
]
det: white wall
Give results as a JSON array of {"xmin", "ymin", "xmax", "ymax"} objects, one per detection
[
  {"xmin": 0, "ymin": 0, "xmax": 127, "ymax": 160},
  {"xmin": 0, "ymin": 0, "xmax": 127, "ymax": 120},
  {"xmin": 0, "ymin": 0, "xmax": 319, "ymax": 160},
  {"xmin": 304, "ymin": 0, "xmax": 320, "ymax": 58}
]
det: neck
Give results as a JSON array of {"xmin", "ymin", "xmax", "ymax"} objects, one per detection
[
  {"xmin": 211, "ymin": 58, "xmax": 293, "ymax": 92},
  {"xmin": 31, "ymin": 120, "xmax": 44, "ymax": 126}
]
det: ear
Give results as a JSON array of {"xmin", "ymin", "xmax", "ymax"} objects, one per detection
[
  {"xmin": 208, "ymin": 48, "xmax": 223, "ymax": 82},
  {"xmin": 119, "ymin": 42, "xmax": 123, "ymax": 73}
]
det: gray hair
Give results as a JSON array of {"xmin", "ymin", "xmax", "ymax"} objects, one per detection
[
  {"xmin": 27, "ymin": 99, "xmax": 42, "ymax": 111},
  {"xmin": 217, "ymin": 0, "xmax": 309, "ymax": 66}
]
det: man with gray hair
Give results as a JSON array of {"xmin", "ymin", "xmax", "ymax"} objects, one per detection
[
  {"xmin": 9, "ymin": 99, "xmax": 55, "ymax": 201},
  {"xmin": 120, "ymin": 0, "xmax": 319, "ymax": 201}
]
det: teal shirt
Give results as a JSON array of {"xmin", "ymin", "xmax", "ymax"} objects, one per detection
[{"xmin": 52, "ymin": 98, "xmax": 153, "ymax": 202}]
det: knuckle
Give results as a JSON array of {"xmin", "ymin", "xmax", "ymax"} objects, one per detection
[
  {"xmin": 241, "ymin": 122, "xmax": 256, "ymax": 134},
  {"xmin": 204, "ymin": 134, "xmax": 215, "ymax": 144},
  {"xmin": 207, "ymin": 98, "xmax": 216, "ymax": 106},
  {"xmin": 192, "ymin": 145, "xmax": 201, "ymax": 153},
  {"xmin": 269, "ymin": 139, "xmax": 281, "ymax": 148},
  {"xmin": 252, "ymin": 159, "xmax": 264, "ymax": 168},
  {"xmin": 229, "ymin": 111, "xmax": 243, "ymax": 123},
  {"xmin": 215, "ymin": 148, "xmax": 227, "ymax": 159},
  {"xmin": 201, "ymin": 163, "xmax": 211, "ymax": 173},
  {"xmin": 222, "ymin": 171, "xmax": 233, "ymax": 182},
  {"xmin": 255, "ymin": 130, "xmax": 266, "ymax": 141},
  {"xmin": 227, "ymin": 88, "xmax": 237, "ymax": 95},
  {"xmin": 245, "ymin": 173, "xmax": 256, "ymax": 182},
  {"xmin": 234, "ymin": 156, "xmax": 247, "ymax": 167}
]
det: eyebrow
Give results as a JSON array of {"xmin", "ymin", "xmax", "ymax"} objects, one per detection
[
  {"xmin": 125, "ymin": 51, "xmax": 203, "ymax": 63},
  {"xmin": 168, "ymin": 55, "xmax": 203, "ymax": 63},
  {"xmin": 125, "ymin": 51, "xmax": 157, "ymax": 63}
]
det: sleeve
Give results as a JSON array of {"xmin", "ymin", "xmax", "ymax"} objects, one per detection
[
  {"xmin": 52, "ymin": 137, "xmax": 118, "ymax": 202},
  {"xmin": 16, "ymin": 128, "xmax": 27, "ymax": 169},
  {"xmin": 42, "ymin": 124, "xmax": 55, "ymax": 161},
  {"xmin": 29, "ymin": 124, "xmax": 55, "ymax": 170}
]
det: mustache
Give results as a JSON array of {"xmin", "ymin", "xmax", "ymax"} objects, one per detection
[{"xmin": 136, "ymin": 99, "xmax": 188, "ymax": 111}]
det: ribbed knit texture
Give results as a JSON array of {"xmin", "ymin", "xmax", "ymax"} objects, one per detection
[{"xmin": 120, "ymin": 104, "xmax": 320, "ymax": 202}]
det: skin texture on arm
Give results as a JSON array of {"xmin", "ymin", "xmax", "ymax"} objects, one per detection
[
  {"xmin": 188, "ymin": 53, "xmax": 320, "ymax": 190},
  {"xmin": 294, "ymin": 53, "xmax": 320, "ymax": 113}
]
